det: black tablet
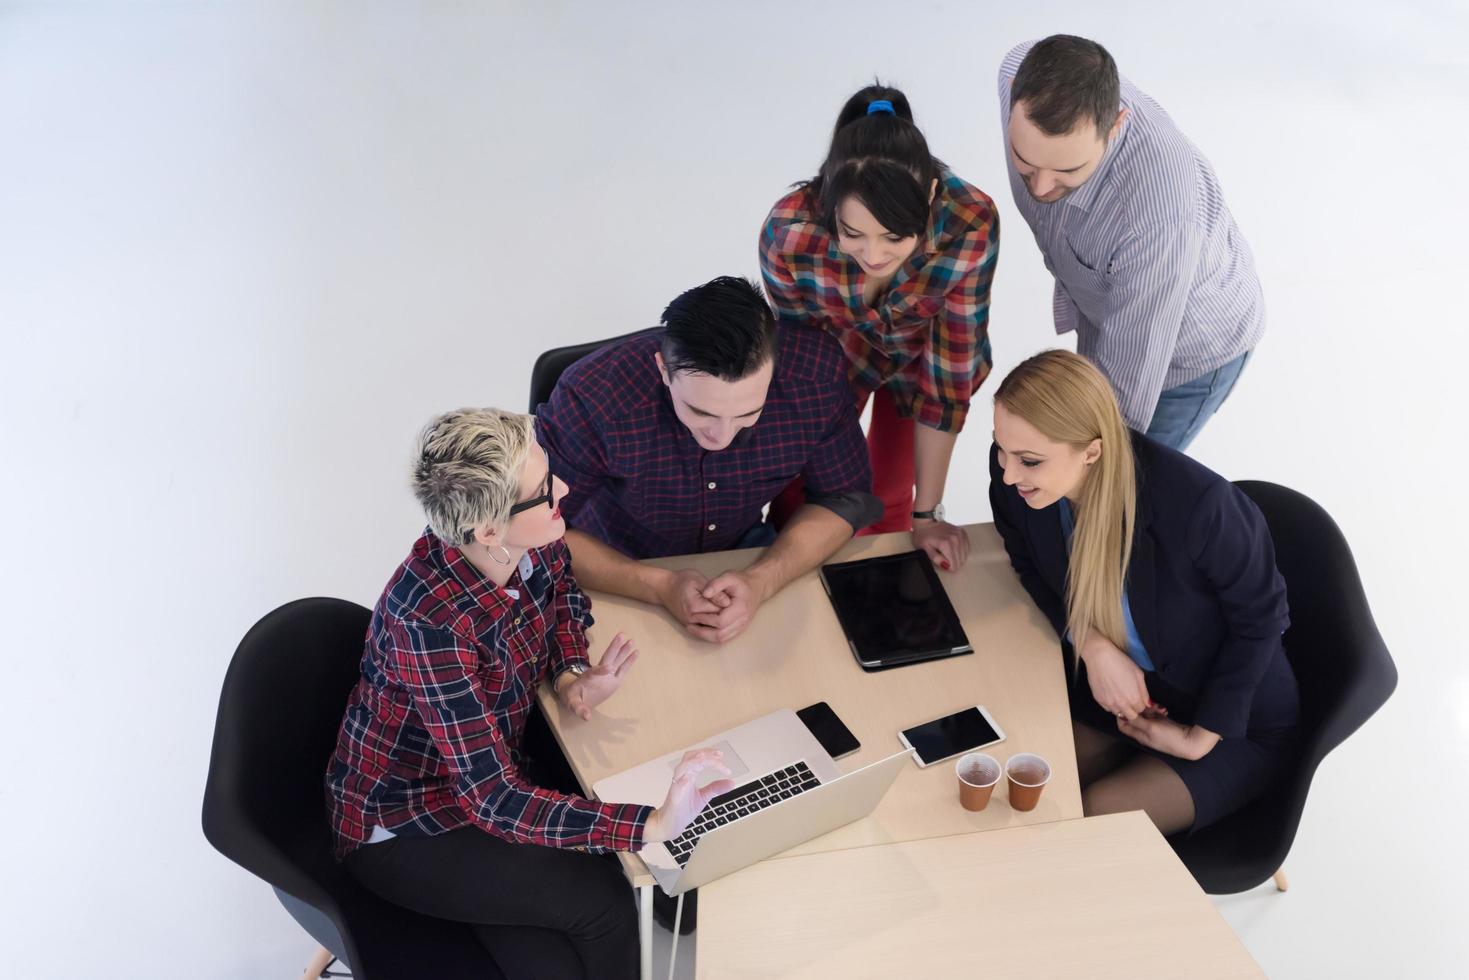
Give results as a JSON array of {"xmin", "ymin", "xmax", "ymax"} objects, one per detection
[{"xmin": 818, "ymin": 550, "xmax": 972, "ymax": 671}]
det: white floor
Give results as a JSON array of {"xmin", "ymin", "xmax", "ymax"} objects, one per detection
[
  {"xmin": 650, "ymin": 921, "xmax": 696, "ymax": 980},
  {"xmin": 3, "ymin": 2, "xmax": 1466, "ymax": 977}
]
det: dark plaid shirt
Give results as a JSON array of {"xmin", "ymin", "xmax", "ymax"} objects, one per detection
[
  {"xmin": 535, "ymin": 326, "xmax": 872, "ymax": 559},
  {"xmin": 325, "ymin": 531, "xmax": 651, "ymax": 858}
]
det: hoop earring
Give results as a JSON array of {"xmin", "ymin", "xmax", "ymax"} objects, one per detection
[{"xmin": 487, "ymin": 544, "xmax": 512, "ymax": 565}]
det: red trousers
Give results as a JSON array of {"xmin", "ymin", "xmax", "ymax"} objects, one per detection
[{"xmin": 771, "ymin": 386, "xmax": 915, "ymax": 535}]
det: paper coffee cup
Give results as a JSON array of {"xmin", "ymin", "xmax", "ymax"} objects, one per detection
[
  {"xmin": 1005, "ymin": 753, "xmax": 1052, "ymax": 812},
  {"xmin": 956, "ymin": 752, "xmax": 1002, "ymax": 812}
]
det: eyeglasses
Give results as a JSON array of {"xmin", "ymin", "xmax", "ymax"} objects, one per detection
[{"xmin": 507, "ymin": 464, "xmax": 555, "ymax": 517}]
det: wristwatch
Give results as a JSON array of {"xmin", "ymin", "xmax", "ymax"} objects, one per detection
[
  {"xmin": 555, "ymin": 663, "xmax": 589, "ymax": 691},
  {"xmin": 911, "ymin": 503, "xmax": 946, "ymax": 522}
]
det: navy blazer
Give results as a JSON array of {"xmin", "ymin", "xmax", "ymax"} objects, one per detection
[{"xmin": 988, "ymin": 432, "xmax": 1294, "ymax": 739}]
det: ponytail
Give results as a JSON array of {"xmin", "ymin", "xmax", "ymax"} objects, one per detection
[{"xmin": 805, "ymin": 82, "xmax": 941, "ymax": 239}]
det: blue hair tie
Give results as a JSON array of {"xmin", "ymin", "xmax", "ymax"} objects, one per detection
[{"xmin": 866, "ymin": 99, "xmax": 895, "ymax": 116}]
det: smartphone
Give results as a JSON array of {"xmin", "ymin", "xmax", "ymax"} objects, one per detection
[
  {"xmin": 796, "ymin": 702, "xmax": 861, "ymax": 760},
  {"xmin": 897, "ymin": 705, "xmax": 1006, "ymax": 768}
]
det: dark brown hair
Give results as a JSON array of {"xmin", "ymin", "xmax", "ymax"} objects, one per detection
[
  {"xmin": 805, "ymin": 82, "xmax": 940, "ymax": 239},
  {"xmin": 1011, "ymin": 35, "xmax": 1120, "ymax": 137}
]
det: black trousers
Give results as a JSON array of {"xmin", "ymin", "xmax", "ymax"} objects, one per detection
[{"xmin": 344, "ymin": 708, "xmax": 639, "ymax": 980}]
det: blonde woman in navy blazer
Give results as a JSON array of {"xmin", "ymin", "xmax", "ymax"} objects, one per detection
[{"xmin": 988, "ymin": 350, "xmax": 1299, "ymax": 833}]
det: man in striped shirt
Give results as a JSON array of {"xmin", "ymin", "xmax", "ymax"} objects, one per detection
[{"xmin": 999, "ymin": 35, "xmax": 1264, "ymax": 450}]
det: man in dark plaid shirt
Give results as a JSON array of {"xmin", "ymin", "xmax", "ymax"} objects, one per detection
[{"xmin": 536, "ymin": 276, "xmax": 880, "ymax": 644}]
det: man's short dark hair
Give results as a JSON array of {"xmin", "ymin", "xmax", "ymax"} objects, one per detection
[
  {"xmin": 660, "ymin": 276, "xmax": 778, "ymax": 381},
  {"xmin": 1011, "ymin": 35, "xmax": 1120, "ymax": 137}
]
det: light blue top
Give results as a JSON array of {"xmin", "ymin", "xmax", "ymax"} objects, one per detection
[{"xmin": 1058, "ymin": 498, "xmax": 1155, "ymax": 672}]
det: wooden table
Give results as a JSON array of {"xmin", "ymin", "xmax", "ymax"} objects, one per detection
[
  {"xmin": 538, "ymin": 524, "xmax": 1084, "ymax": 977},
  {"xmin": 540, "ymin": 525, "xmax": 1082, "ymax": 870},
  {"xmin": 696, "ymin": 811, "xmax": 1266, "ymax": 979}
]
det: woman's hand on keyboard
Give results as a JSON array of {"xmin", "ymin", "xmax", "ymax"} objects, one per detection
[{"xmin": 643, "ymin": 749, "xmax": 736, "ymax": 844}]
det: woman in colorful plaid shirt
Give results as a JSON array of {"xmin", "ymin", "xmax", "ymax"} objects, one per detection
[
  {"xmin": 760, "ymin": 84, "xmax": 1000, "ymax": 573},
  {"xmin": 324, "ymin": 408, "xmax": 734, "ymax": 979}
]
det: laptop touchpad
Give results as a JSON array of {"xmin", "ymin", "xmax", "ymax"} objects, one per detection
[{"xmin": 667, "ymin": 739, "xmax": 749, "ymax": 785}]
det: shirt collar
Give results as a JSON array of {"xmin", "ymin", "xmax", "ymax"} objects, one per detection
[
  {"xmin": 922, "ymin": 175, "xmax": 950, "ymax": 256},
  {"xmin": 1061, "ymin": 109, "xmax": 1131, "ymax": 213},
  {"xmin": 416, "ymin": 530, "xmax": 520, "ymax": 637}
]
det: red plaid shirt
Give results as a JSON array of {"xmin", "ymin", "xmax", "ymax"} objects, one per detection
[
  {"xmin": 325, "ymin": 532, "xmax": 650, "ymax": 858},
  {"xmin": 759, "ymin": 169, "xmax": 1000, "ymax": 432}
]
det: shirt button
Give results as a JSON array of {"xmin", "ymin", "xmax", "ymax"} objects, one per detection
[
  {"xmin": 707, "ymin": 481, "xmax": 717, "ymax": 490},
  {"xmin": 707, "ymin": 523, "xmax": 717, "ymax": 531},
  {"xmin": 513, "ymin": 615, "xmax": 522, "ymax": 625}
]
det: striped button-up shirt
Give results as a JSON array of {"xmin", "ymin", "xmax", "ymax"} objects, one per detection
[
  {"xmin": 999, "ymin": 41, "xmax": 1265, "ymax": 430},
  {"xmin": 760, "ymin": 170, "xmax": 1000, "ymax": 433},
  {"xmin": 325, "ymin": 532, "xmax": 651, "ymax": 858}
]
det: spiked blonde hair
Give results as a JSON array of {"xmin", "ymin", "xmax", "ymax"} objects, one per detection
[{"xmin": 411, "ymin": 408, "xmax": 535, "ymax": 546}]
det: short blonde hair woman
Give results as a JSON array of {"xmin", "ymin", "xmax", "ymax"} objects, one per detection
[
  {"xmin": 989, "ymin": 352, "xmax": 1299, "ymax": 835},
  {"xmin": 325, "ymin": 408, "xmax": 733, "ymax": 978},
  {"xmin": 411, "ymin": 407, "xmax": 540, "ymax": 547}
]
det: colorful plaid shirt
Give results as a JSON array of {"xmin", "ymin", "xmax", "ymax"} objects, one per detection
[
  {"xmin": 759, "ymin": 169, "xmax": 1000, "ymax": 433},
  {"xmin": 325, "ymin": 531, "xmax": 651, "ymax": 858},
  {"xmin": 535, "ymin": 326, "xmax": 872, "ymax": 559}
]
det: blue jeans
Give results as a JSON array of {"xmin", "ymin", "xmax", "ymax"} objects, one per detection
[{"xmin": 1145, "ymin": 351, "xmax": 1251, "ymax": 451}]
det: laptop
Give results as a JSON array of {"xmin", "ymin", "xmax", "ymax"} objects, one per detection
[{"xmin": 593, "ymin": 708, "xmax": 912, "ymax": 896}]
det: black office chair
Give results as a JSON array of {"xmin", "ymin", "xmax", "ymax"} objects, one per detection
[
  {"xmin": 201, "ymin": 597, "xmax": 505, "ymax": 980},
  {"xmin": 1168, "ymin": 482, "xmax": 1398, "ymax": 894},
  {"xmin": 527, "ymin": 327, "xmax": 660, "ymax": 412}
]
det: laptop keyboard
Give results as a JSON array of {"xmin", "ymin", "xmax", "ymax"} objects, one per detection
[{"xmin": 663, "ymin": 761, "xmax": 821, "ymax": 867}]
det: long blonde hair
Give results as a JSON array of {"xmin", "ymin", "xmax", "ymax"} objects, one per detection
[{"xmin": 995, "ymin": 351, "xmax": 1136, "ymax": 652}]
